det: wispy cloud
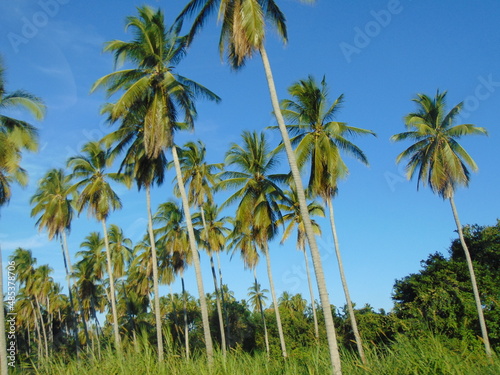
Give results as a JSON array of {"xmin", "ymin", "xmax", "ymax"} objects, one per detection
[{"xmin": 1, "ymin": 233, "xmax": 48, "ymax": 251}]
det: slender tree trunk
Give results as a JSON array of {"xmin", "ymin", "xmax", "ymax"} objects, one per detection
[
  {"xmin": 200, "ymin": 207, "xmax": 227, "ymax": 356},
  {"xmin": 327, "ymin": 199, "xmax": 366, "ymax": 364},
  {"xmin": 31, "ymin": 301, "xmax": 42, "ymax": 360},
  {"xmin": 216, "ymin": 252, "xmax": 231, "ymax": 348},
  {"xmin": 101, "ymin": 219, "xmax": 122, "ymax": 354},
  {"xmin": 35, "ymin": 296, "xmax": 49, "ymax": 358},
  {"xmin": 254, "ymin": 269, "xmax": 270, "ymax": 359},
  {"xmin": 169, "ymin": 286, "xmax": 180, "ymax": 347},
  {"xmin": 172, "ymin": 145, "xmax": 214, "ymax": 364},
  {"xmin": 303, "ymin": 248, "xmax": 319, "ymax": 339},
  {"xmin": 28, "ymin": 325, "xmax": 31, "ymax": 356},
  {"xmin": 449, "ymin": 196, "xmax": 492, "ymax": 357},
  {"xmin": 262, "ymin": 242, "xmax": 287, "ymax": 358},
  {"xmin": 61, "ymin": 233, "xmax": 88, "ymax": 349},
  {"xmin": 0, "ymin": 246, "xmax": 9, "ymax": 375},
  {"xmin": 181, "ymin": 276, "xmax": 190, "ymax": 360},
  {"xmin": 259, "ymin": 45, "xmax": 342, "ymax": 375},
  {"xmin": 47, "ymin": 298, "xmax": 53, "ymax": 355},
  {"xmin": 209, "ymin": 254, "xmax": 226, "ymax": 356},
  {"xmin": 145, "ymin": 185, "xmax": 164, "ymax": 362}
]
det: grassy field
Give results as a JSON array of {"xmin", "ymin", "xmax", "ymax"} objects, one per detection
[{"xmin": 17, "ymin": 334, "xmax": 499, "ymax": 375}]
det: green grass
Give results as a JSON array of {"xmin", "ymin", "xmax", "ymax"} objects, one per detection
[{"xmin": 16, "ymin": 334, "xmax": 499, "ymax": 375}]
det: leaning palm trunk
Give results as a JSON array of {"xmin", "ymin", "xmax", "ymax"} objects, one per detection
[
  {"xmin": 172, "ymin": 145, "xmax": 214, "ymax": 364},
  {"xmin": 200, "ymin": 207, "xmax": 227, "ymax": 356},
  {"xmin": 61, "ymin": 232, "xmax": 88, "ymax": 349},
  {"xmin": 254, "ymin": 269, "xmax": 270, "ymax": 359},
  {"xmin": 216, "ymin": 252, "xmax": 231, "ymax": 347},
  {"xmin": 302, "ymin": 248, "xmax": 319, "ymax": 339},
  {"xmin": 31, "ymin": 300, "xmax": 43, "ymax": 359},
  {"xmin": 102, "ymin": 220, "xmax": 122, "ymax": 354},
  {"xmin": 35, "ymin": 296, "xmax": 49, "ymax": 358},
  {"xmin": 181, "ymin": 276, "xmax": 190, "ymax": 360},
  {"xmin": 259, "ymin": 46, "xmax": 342, "ymax": 375},
  {"xmin": 327, "ymin": 199, "xmax": 366, "ymax": 363},
  {"xmin": 262, "ymin": 242, "xmax": 287, "ymax": 358},
  {"xmin": 449, "ymin": 196, "xmax": 492, "ymax": 357},
  {"xmin": 0, "ymin": 246, "xmax": 8, "ymax": 375},
  {"xmin": 146, "ymin": 185, "xmax": 164, "ymax": 361},
  {"xmin": 209, "ymin": 254, "xmax": 227, "ymax": 355}
]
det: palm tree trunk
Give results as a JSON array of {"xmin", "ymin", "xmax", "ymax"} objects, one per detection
[
  {"xmin": 47, "ymin": 298, "xmax": 53, "ymax": 355},
  {"xmin": 216, "ymin": 252, "xmax": 231, "ymax": 348},
  {"xmin": 449, "ymin": 196, "xmax": 492, "ymax": 357},
  {"xmin": 181, "ymin": 276, "xmax": 190, "ymax": 360},
  {"xmin": 101, "ymin": 219, "xmax": 122, "ymax": 354},
  {"xmin": 31, "ymin": 301, "xmax": 42, "ymax": 360},
  {"xmin": 259, "ymin": 45, "xmax": 342, "ymax": 375},
  {"xmin": 172, "ymin": 145, "xmax": 214, "ymax": 364},
  {"xmin": 35, "ymin": 296, "xmax": 49, "ymax": 358},
  {"xmin": 145, "ymin": 184, "xmax": 164, "ymax": 362},
  {"xmin": 209, "ymin": 254, "xmax": 227, "ymax": 356},
  {"xmin": 199, "ymin": 206, "xmax": 227, "ymax": 355},
  {"xmin": 254, "ymin": 269, "xmax": 270, "ymax": 359},
  {"xmin": 302, "ymin": 248, "xmax": 319, "ymax": 339},
  {"xmin": 0, "ymin": 246, "xmax": 9, "ymax": 375},
  {"xmin": 61, "ymin": 233, "xmax": 88, "ymax": 350},
  {"xmin": 28, "ymin": 325, "xmax": 31, "ymax": 356},
  {"xmin": 327, "ymin": 198, "xmax": 366, "ymax": 364},
  {"xmin": 262, "ymin": 242, "xmax": 287, "ymax": 358}
]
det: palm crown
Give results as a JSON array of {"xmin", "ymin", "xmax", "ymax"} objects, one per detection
[
  {"xmin": 177, "ymin": 0, "xmax": 291, "ymax": 68},
  {"xmin": 391, "ymin": 91, "xmax": 487, "ymax": 199},
  {"xmin": 280, "ymin": 75, "xmax": 374, "ymax": 200},
  {"xmin": 30, "ymin": 169, "xmax": 75, "ymax": 240},
  {"xmin": 92, "ymin": 6, "xmax": 220, "ymax": 159},
  {"xmin": 68, "ymin": 141, "xmax": 126, "ymax": 221},
  {"xmin": 218, "ymin": 130, "xmax": 284, "ymax": 248},
  {"xmin": 0, "ymin": 58, "xmax": 45, "ymax": 205}
]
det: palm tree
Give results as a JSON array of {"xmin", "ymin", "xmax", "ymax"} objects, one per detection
[
  {"xmin": 0, "ymin": 56, "xmax": 44, "ymax": 206},
  {"xmin": 30, "ymin": 264, "xmax": 54, "ymax": 357},
  {"xmin": 92, "ymin": 7, "xmax": 220, "ymax": 362},
  {"xmin": 30, "ymin": 168, "xmax": 86, "ymax": 349},
  {"xmin": 177, "ymin": 3, "xmax": 343, "ymax": 372},
  {"xmin": 108, "ymin": 224, "xmax": 133, "ymax": 280},
  {"xmin": 68, "ymin": 141, "xmax": 127, "ymax": 352},
  {"xmin": 74, "ymin": 232, "xmax": 107, "ymax": 337},
  {"xmin": 9, "ymin": 249, "xmax": 53, "ymax": 358},
  {"xmin": 8, "ymin": 249, "xmax": 40, "ymax": 358},
  {"xmin": 193, "ymin": 203, "xmax": 231, "ymax": 349},
  {"xmin": 247, "ymin": 280, "xmax": 270, "ymax": 357},
  {"xmin": 0, "ymin": 59, "xmax": 44, "ymax": 372},
  {"xmin": 277, "ymin": 187, "xmax": 324, "ymax": 339},
  {"xmin": 391, "ymin": 90, "xmax": 491, "ymax": 356},
  {"xmin": 110, "ymin": 122, "xmax": 169, "ymax": 360},
  {"xmin": 279, "ymin": 75, "xmax": 375, "ymax": 363},
  {"xmin": 153, "ymin": 200, "xmax": 192, "ymax": 358},
  {"xmin": 175, "ymin": 140, "xmax": 228, "ymax": 354},
  {"xmin": 218, "ymin": 130, "xmax": 288, "ymax": 358},
  {"xmin": 0, "ymin": 131, "xmax": 27, "ymax": 207}
]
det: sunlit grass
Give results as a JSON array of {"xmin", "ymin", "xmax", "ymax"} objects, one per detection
[{"xmin": 16, "ymin": 334, "xmax": 499, "ymax": 375}]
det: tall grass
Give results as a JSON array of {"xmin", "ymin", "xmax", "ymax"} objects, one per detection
[{"xmin": 17, "ymin": 334, "xmax": 498, "ymax": 375}]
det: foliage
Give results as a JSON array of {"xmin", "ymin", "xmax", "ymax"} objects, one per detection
[
  {"xmin": 24, "ymin": 334, "xmax": 500, "ymax": 375},
  {"xmin": 393, "ymin": 220, "xmax": 500, "ymax": 348}
]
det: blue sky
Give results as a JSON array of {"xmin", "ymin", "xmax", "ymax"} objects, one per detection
[{"xmin": 1, "ymin": 0, "xmax": 499, "ymax": 313}]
